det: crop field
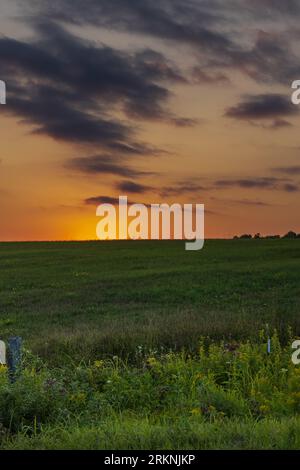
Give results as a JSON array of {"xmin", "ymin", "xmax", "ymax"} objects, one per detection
[{"xmin": 0, "ymin": 239, "xmax": 300, "ymax": 449}]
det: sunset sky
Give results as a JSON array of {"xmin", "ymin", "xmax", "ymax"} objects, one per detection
[{"xmin": 1, "ymin": 0, "xmax": 300, "ymax": 240}]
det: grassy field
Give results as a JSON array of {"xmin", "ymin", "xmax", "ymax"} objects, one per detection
[
  {"xmin": 0, "ymin": 239, "xmax": 300, "ymax": 449},
  {"xmin": 0, "ymin": 239, "xmax": 300, "ymax": 361}
]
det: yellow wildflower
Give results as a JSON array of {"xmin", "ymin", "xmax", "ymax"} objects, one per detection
[
  {"xmin": 191, "ymin": 408, "xmax": 201, "ymax": 415},
  {"xmin": 94, "ymin": 360, "xmax": 104, "ymax": 369},
  {"xmin": 147, "ymin": 357, "xmax": 158, "ymax": 367}
]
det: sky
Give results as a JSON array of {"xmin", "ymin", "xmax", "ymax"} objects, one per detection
[{"xmin": 0, "ymin": 0, "xmax": 300, "ymax": 240}]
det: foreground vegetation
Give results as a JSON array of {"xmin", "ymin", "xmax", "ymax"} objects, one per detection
[
  {"xmin": 0, "ymin": 240, "xmax": 299, "ymax": 449},
  {"xmin": 0, "ymin": 332, "xmax": 300, "ymax": 449}
]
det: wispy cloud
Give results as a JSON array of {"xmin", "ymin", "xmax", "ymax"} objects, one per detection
[
  {"xmin": 215, "ymin": 177, "xmax": 299, "ymax": 192},
  {"xmin": 67, "ymin": 154, "xmax": 156, "ymax": 178},
  {"xmin": 271, "ymin": 165, "xmax": 300, "ymax": 175},
  {"xmin": 225, "ymin": 94, "xmax": 298, "ymax": 129},
  {"xmin": 115, "ymin": 180, "xmax": 153, "ymax": 194}
]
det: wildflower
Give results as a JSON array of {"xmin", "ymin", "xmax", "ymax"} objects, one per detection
[
  {"xmin": 191, "ymin": 408, "xmax": 201, "ymax": 415},
  {"xmin": 259, "ymin": 404, "xmax": 270, "ymax": 414},
  {"xmin": 146, "ymin": 357, "xmax": 159, "ymax": 368},
  {"xmin": 94, "ymin": 360, "xmax": 104, "ymax": 369}
]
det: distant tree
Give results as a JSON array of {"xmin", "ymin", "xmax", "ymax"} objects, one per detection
[
  {"xmin": 283, "ymin": 231, "xmax": 297, "ymax": 239},
  {"xmin": 233, "ymin": 232, "xmax": 300, "ymax": 240}
]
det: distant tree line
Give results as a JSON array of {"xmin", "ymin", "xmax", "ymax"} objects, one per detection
[{"xmin": 233, "ymin": 231, "xmax": 300, "ymax": 240}]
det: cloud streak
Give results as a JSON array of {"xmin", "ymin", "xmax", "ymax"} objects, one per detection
[
  {"xmin": 225, "ymin": 94, "xmax": 298, "ymax": 128},
  {"xmin": 215, "ymin": 177, "xmax": 299, "ymax": 192},
  {"xmin": 67, "ymin": 155, "xmax": 155, "ymax": 178},
  {"xmin": 115, "ymin": 180, "xmax": 153, "ymax": 194}
]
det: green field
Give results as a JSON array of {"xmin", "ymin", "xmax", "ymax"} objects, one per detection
[{"xmin": 0, "ymin": 239, "xmax": 300, "ymax": 449}]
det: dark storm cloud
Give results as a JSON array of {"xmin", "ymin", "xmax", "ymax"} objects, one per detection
[
  {"xmin": 35, "ymin": 0, "xmax": 232, "ymax": 53},
  {"xmin": 67, "ymin": 155, "xmax": 154, "ymax": 178},
  {"xmin": 5, "ymin": 84, "xmax": 132, "ymax": 146},
  {"xmin": 225, "ymin": 94, "xmax": 298, "ymax": 128},
  {"xmin": 134, "ymin": 49, "xmax": 187, "ymax": 84},
  {"xmin": 249, "ymin": 0, "xmax": 300, "ymax": 15},
  {"xmin": 31, "ymin": 0, "xmax": 300, "ymax": 85},
  {"xmin": 221, "ymin": 32, "xmax": 298, "ymax": 84},
  {"xmin": 0, "ymin": 21, "xmax": 193, "ymax": 153},
  {"xmin": 34, "ymin": 0, "xmax": 300, "ymax": 31},
  {"xmin": 115, "ymin": 180, "xmax": 153, "ymax": 194},
  {"xmin": 215, "ymin": 177, "xmax": 299, "ymax": 192}
]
